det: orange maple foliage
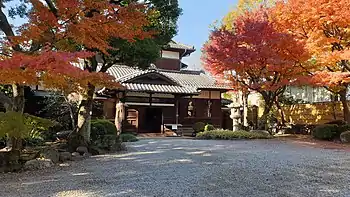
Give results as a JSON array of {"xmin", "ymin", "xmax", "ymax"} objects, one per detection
[
  {"xmin": 202, "ymin": 8, "xmax": 309, "ymax": 93},
  {"xmin": 0, "ymin": 50, "xmax": 120, "ymax": 92},
  {"xmin": 17, "ymin": 0, "xmax": 152, "ymax": 54},
  {"xmin": 0, "ymin": 0, "xmax": 152, "ymax": 94},
  {"xmin": 271, "ymin": 0, "xmax": 350, "ymax": 87}
]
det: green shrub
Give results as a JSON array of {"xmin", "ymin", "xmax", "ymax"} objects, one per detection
[
  {"xmin": 312, "ymin": 124, "xmax": 338, "ymax": 140},
  {"xmin": 91, "ymin": 119, "xmax": 117, "ymax": 141},
  {"xmin": 325, "ymin": 120, "xmax": 346, "ymax": 125},
  {"xmin": 0, "ymin": 112, "xmax": 55, "ymax": 140},
  {"xmin": 0, "ymin": 112, "xmax": 31, "ymax": 139},
  {"xmin": 204, "ymin": 124, "xmax": 215, "ymax": 131},
  {"xmin": 24, "ymin": 114, "xmax": 58, "ymax": 145},
  {"xmin": 90, "ymin": 119, "xmax": 118, "ymax": 150},
  {"xmin": 120, "ymin": 133, "xmax": 138, "ymax": 142},
  {"xmin": 193, "ymin": 122, "xmax": 206, "ymax": 133},
  {"xmin": 339, "ymin": 124, "xmax": 350, "ymax": 133},
  {"xmin": 196, "ymin": 130, "xmax": 273, "ymax": 140}
]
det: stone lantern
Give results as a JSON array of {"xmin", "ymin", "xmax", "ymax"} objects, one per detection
[{"xmin": 227, "ymin": 103, "xmax": 243, "ymax": 131}]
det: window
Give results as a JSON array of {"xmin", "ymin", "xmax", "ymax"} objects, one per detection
[{"xmin": 161, "ymin": 50, "xmax": 180, "ymax": 59}]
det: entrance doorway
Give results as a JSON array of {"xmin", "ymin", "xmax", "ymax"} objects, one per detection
[{"xmin": 142, "ymin": 108, "xmax": 162, "ymax": 133}]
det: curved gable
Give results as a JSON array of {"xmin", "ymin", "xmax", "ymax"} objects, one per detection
[{"xmin": 122, "ymin": 71, "xmax": 180, "ymax": 86}]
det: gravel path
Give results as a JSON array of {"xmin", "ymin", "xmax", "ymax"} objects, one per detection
[{"xmin": 1, "ymin": 139, "xmax": 350, "ymax": 197}]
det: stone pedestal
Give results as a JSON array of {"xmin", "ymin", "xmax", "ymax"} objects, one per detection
[{"xmin": 227, "ymin": 103, "xmax": 242, "ymax": 131}]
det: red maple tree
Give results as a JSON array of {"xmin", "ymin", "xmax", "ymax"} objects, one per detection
[
  {"xmin": 0, "ymin": 0, "xmax": 153, "ymax": 145},
  {"xmin": 202, "ymin": 8, "xmax": 309, "ymax": 128}
]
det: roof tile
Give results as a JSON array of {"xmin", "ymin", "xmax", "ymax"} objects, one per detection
[{"xmin": 107, "ymin": 65, "xmax": 231, "ymax": 94}]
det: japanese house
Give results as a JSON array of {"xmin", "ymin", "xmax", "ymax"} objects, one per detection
[{"xmin": 97, "ymin": 41, "xmax": 232, "ymax": 134}]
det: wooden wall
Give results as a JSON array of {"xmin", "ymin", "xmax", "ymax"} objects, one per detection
[
  {"xmin": 179, "ymin": 98, "xmax": 222, "ymax": 127},
  {"xmin": 155, "ymin": 58, "xmax": 180, "ymax": 70},
  {"xmin": 95, "ymin": 90, "xmax": 226, "ymax": 133}
]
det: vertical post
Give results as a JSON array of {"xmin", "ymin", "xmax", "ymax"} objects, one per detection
[
  {"xmin": 243, "ymin": 92, "xmax": 249, "ymax": 127},
  {"xmin": 149, "ymin": 93, "xmax": 152, "ymax": 107},
  {"xmin": 175, "ymin": 95, "xmax": 179, "ymax": 125}
]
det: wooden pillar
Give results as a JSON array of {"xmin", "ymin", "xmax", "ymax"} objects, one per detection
[
  {"xmin": 175, "ymin": 95, "xmax": 179, "ymax": 125},
  {"xmin": 219, "ymin": 91, "xmax": 223, "ymax": 128},
  {"xmin": 149, "ymin": 93, "xmax": 153, "ymax": 107}
]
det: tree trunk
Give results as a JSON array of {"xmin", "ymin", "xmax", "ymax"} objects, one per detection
[
  {"xmin": 339, "ymin": 89, "xmax": 350, "ymax": 123},
  {"xmin": 258, "ymin": 92, "xmax": 274, "ymax": 130},
  {"xmin": 275, "ymin": 96, "xmax": 286, "ymax": 126},
  {"xmin": 11, "ymin": 84, "xmax": 25, "ymax": 113},
  {"xmin": 258, "ymin": 104, "xmax": 273, "ymax": 130},
  {"xmin": 63, "ymin": 95, "xmax": 76, "ymax": 130},
  {"xmin": 76, "ymin": 83, "xmax": 95, "ymax": 143},
  {"xmin": 7, "ymin": 84, "xmax": 25, "ymax": 151}
]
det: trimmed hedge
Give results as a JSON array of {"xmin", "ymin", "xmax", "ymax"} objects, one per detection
[
  {"xmin": 312, "ymin": 124, "xmax": 338, "ymax": 140},
  {"xmin": 338, "ymin": 124, "xmax": 350, "ymax": 133},
  {"xmin": 193, "ymin": 122, "xmax": 205, "ymax": 133},
  {"xmin": 91, "ymin": 119, "xmax": 117, "ymax": 141},
  {"xmin": 120, "ymin": 133, "xmax": 139, "ymax": 142},
  {"xmin": 311, "ymin": 124, "xmax": 350, "ymax": 141},
  {"xmin": 204, "ymin": 124, "xmax": 215, "ymax": 131},
  {"xmin": 196, "ymin": 130, "xmax": 273, "ymax": 140},
  {"xmin": 90, "ymin": 119, "xmax": 118, "ymax": 150}
]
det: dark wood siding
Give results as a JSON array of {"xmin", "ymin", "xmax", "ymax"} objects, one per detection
[
  {"xmin": 163, "ymin": 107, "xmax": 176, "ymax": 124},
  {"xmin": 155, "ymin": 58, "xmax": 180, "ymax": 70},
  {"xmin": 179, "ymin": 98, "xmax": 222, "ymax": 128},
  {"xmin": 99, "ymin": 96, "xmax": 226, "ymax": 133},
  {"xmin": 124, "ymin": 108, "xmax": 139, "ymax": 133}
]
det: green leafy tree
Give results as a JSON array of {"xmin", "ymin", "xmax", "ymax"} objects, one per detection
[{"xmin": 102, "ymin": 0, "xmax": 182, "ymax": 69}]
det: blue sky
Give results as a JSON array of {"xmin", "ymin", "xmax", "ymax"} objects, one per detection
[{"xmin": 174, "ymin": 0, "xmax": 238, "ymax": 70}]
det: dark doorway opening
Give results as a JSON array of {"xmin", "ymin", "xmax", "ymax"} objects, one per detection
[{"xmin": 142, "ymin": 108, "xmax": 162, "ymax": 133}]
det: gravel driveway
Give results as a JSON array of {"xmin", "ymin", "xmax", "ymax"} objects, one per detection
[{"xmin": 1, "ymin": 139, "xmax": 350, "ymax": 197}]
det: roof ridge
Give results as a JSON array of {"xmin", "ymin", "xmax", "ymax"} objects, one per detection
[
  {"xmin": 171, "ymin": 40, "xmax": 195, "ymax": 49},
  {"xmin": 158, "ymin": 69, "xmax": 205, "ymax": 75}
]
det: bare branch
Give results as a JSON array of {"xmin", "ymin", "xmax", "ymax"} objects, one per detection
[
  {"xmin": 44, "ymin": 0, "xmax": 58, "ymax": 17},
  {"xmin": 0, "ymin": 8, "xmax": 21, "ymax": 51}
]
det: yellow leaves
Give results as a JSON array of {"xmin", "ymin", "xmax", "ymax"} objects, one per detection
[
  {"xmin": 222, "ymin": 0, "xmax": 277, "ymax": 30},
  {"xmin": 269, "ymin": 0, "xmax": 350, "ymax": 88}
]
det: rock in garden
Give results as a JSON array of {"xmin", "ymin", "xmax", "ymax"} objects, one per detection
[
  {"xmin": 41, "ymin": 149, "xmax": 60, "ymax": 164},
  {"xmin": 76, "ymin": 146, "xmax": 88, "ymax": 155},
  {"xmin": 56, "ymin": 130, "xmax": 72, "ymax": 140},
  {"xmin": 24, "ymin": 159, "xmax": 54, "ymax": 171},
  {"xmin": 20, "ymin": 151, "xmax": 39, "ymax": 162},
  {"xmin": 88, "ymin": 146, "xmax": 104, "ymax": 155},
  {"xmin": 71, "ymin": 152, "xmax": 84, "ymax": 161},
  {"xmin": 340, "ymin": 131, "xmax": 350, "ymax": 143},
  {"xmin": 59, "ymin": 152, "xmax": 72, "ymax": 162},
  {"xmin": 83, "ymin": 152, "xmax": 92, "ymax": 158}
]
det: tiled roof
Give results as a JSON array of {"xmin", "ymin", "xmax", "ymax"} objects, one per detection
[
  {"xmin": 123, "ymin": 83, "xmax": 197, "ymax": 94},
  {"xmin": 117, "ymin": 69, "xmax": 157, "ymax": 82},
  {"xmin": 168, "ymin": 41, "xmax": 195, "ymax": 51},
  {"xmin": 107, "ymin": 65, "xmax": 231, "ymax": 94},
  {"xmin": 161, "ymin": 70, "xmax": 227, "ymax": 90}
]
